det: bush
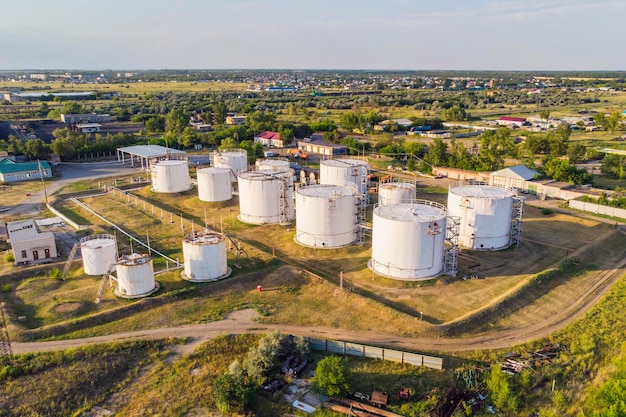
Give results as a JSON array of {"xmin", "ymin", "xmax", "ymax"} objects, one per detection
[
  {"xmin": 4, "ymin": 253, "xmax": 14, "ymax": 263},
  {"xmin": 541, "ymin": 208, "xmax": 554, "ymax": 215},
  {"xmin": 49, "ymin": 268, "xmax": 62, "ymax": 279},
  {"xmin": 1, "ymin": 284, "xmax": 11, "ymax": 292}
]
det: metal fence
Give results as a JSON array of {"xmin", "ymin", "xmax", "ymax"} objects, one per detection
[{"xmin": 307, "ymin": 337, "xmax": 443, "ymax": 370}]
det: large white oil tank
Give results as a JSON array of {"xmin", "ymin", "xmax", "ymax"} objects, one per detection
[
  {"xmin": 80, "ymin": 234, "xmax": 117, "ymax": 276},
  {"xmin": 255, "ymin": 157, "xmax": 290, "ymax": 172},
  {"xmin": 447, "ymin": 183, "xmax": 515, "ymax": 250},
  {"xmin": 294, "ymin": 184, "xmax": 357, "ymax": 248},
  {"xmin": 114, "ymin": 253, "xmax": 158, "ymax": 298},
  {"xmin": 151, "ymin": 160, "xmax": 192, "ymax": 193},
  {"xmin": 181, "ymin": 231, "xmax": 231, "ymax": 282},
  {"xmin": 369, "ymin": 201, "xmax": 447, "ymax": 280},
  {"xmin": 197, "ymin": 167, "xmax": 232, "ymax": 202},
  {"xmin": 378, "ymin": 180, "xmax": 417, "ymax": 205},
  {"xmin": 212, "ymin": 149, "xmax": 248, "ymax": 181},
  {"xmin": 320, "ymin": 159, "xmax": 369, "ymax": 195},
  {"xmin": 237, "ymin": 170, "xmax": 295, "ymax": 225}
]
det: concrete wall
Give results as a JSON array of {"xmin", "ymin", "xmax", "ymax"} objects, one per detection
[{"xmin": 569, "ymin": 199, "xmax": 626, "ymax": 220}]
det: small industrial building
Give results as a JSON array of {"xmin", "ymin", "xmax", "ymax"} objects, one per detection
[
  {"xmin": 75, "ymin": 123, "xmax": 101, "ymax": 133},
  {"xmin": 297, "ymin": 134, "xmax": 347, "ymax": 156},
  {"xmin": 7, "ymin": 219, "xmax": 57, "ymax": 265},
  {"xmin": 497, "ymin": 116, "xmax": 528, "ymax": 128},
  {"xmin": 0, "ymin": 159, "xmax": 52, "ymax": 183},
  {"xmin": 225, "ymin": 115, "xmax": 246, "ymax": 125},
  {"xmin": 61, "ymin": 113, "xmax": 111, "ymax": 124},
  {"xmin": 490, "ymin": 165, "xmax": 538, "ymax": 190}
]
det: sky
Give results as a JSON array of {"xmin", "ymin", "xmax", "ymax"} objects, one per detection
[{"xmin": 0, "ymin": 0, "xmax": 624, "ymax": 71}]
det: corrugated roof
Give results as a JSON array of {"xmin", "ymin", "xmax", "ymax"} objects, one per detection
[
  {"xmin": 498, "ymin": 116, "xmax": 526, "ymax": 122},
  {"xmin": 255, "ymin": 131, "xmax": 281, "ymax": 140},
  {"xmin": 490, "ymin": 165, "xmax": 538, "ymax": 180},
  {"xmin": 0, "ymin": 158, "xmax": 50, "ymax": 174}
]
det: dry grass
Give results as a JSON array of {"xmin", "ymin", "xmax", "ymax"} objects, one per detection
[
  {"xmin": 0, "ymin": 81, "xmax": 249, "ymax": 94},
  {"xmin": 19, "ymin": 181, "xmax": 615, "ymax": 342}
]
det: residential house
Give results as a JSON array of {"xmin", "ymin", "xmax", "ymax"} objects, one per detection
[{"xmin": 254, "ymin": 131, "xmax": 284, "ymax": 148}]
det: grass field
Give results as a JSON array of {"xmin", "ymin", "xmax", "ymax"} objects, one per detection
[
  {"xmin": 0, "ymin": 80, "xmax": 250, "ymax": 94},
  {"xmin": 3, "ymin": 176, "xmax": 619, "ymax": 345}
]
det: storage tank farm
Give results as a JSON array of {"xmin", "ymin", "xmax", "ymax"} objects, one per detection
[
  {"xmin": 151, "ymin": 159, "xmax": 192, "ymax": 193},
  {"xmin": 80, "ymin": 234, "xmax": 117, "ymax": 276},
  {"xmin": 211, "ymin": 148, "xmax": 249, "ymax": 181},
  {"xmin": 294, "ymin": 184, "xmax": 358, "ymax": 248},
  {"xmin": 447, "ymin": 182, "xmax": 518, "ymax": 250},
  {"xmin": 237, "ymin": 169, "xmax": 295, "ymax": 225},
  {"xmin": 181, "ymin": 230, "xmax": 231, "ymax": 282},
  {"xmin": 378, "ymin": 179, "xmax": 417, "ymax": 205},
  {"xmin": 255, "ymin": 157, "xmax": 290, "ymax": 172},
  {"xmin": 114, "ymin": 253, "xmax": 159, "ymax": 298},
  {"xmin": 369, "ymin": 201, "xmax": 448, "ymax": 280},
  {"xmin": 197, "ymin": 167, "xmax": 232, "ymax": 202},
  {"xmin": 319, "ymin": 158, "xmax": 370, "ymax": 200}
]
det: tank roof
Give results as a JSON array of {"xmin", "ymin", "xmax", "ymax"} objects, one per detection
[
  {"xmin": 198, "ymin": 167, "xmax": 231, "ymax": 174},
  {"xmin": 117, "ymin": 253, "xmax": 151, "ymax": 266},
  {"xmin": 81, "ymin": 238, "xmax": 116, "ymax": 249},
  {"xmin": 450, "ymin": 184, "xmax": 514, "ymax": 198},
  {"xmin": 379, "ymin": 182, "xmax": 416, "ymax": 191},
  {"xmin": 321, "ymin": 158, "xmax": 368, "ymax": 167},
  {"xmin": 376, "ymin": 202, "xmax": 446, "ymax": 221},
  {"xmin": 298, "ymin": 184, "xmax": 355, "ymax": 197},
  {"xmin": 238, "ymin": 170, "xmax": 290, "ymax": 180},
  {"xmin": 155, "ymin": 159, "xmax": 187, "ymax": 166},
  {"xmin": 183, "ymin": 231, "xmax": 226, "ymax": 244}
]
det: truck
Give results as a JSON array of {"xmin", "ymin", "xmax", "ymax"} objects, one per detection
[{"xmin": 287, "ymin": 149, "xmax": 309, "ymax": 160}]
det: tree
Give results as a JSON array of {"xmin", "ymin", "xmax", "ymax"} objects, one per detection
[
  {"xmin": 540, "ymin": 109, "xmax": 550, "ymax": 121},
  {"xmin": 165, "ymin": 108, "xmax": 188, "ymax": 134},
  {"xmin": 242, "ymin": 332, "xmax": 283, "ymax": 381},
  {"xmin": 145, "ymin": 116, "xmax": 165, "ymax": 133},
  {"xmin": 567, "ymin": 143, "xmax": 587, "ymax": 164},
  {"xmin": 311, "ymin": 355, "xmax": 352, "ymax": 397},
  {"xmin": 424, "ymin": 137, "xmax": 448, "ymax": 168},
  {"xmin": 24, "ymin": 138, "xmax": 49, "ymax": 160},
  {"xmin": 601, "ymin": 154, "xmax": 626, "ymax": 179},
  {"xmin": 212, "ymin": 102, "xmax": 227, "ymax": 124},
  {"xmin": 474, "ymin": 127, "xmax": 515, "ymax": 171}
]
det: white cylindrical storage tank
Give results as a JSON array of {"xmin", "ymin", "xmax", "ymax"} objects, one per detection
[
  {"xmin": 114, "ymin": 253, "xmax": 158, "ymax": 298},
  {"xmin": 319, "ymin": 159, "xmax": 369, "ymax": 195},
  {"xmin": 378, "ymin": 181, "xmax": 417, "ymax": 205},
  {"xmin": 255, "ymin": 158, "xmax": 290, "ymax": 172},
  {"xmin": 182, "ymin": 231, "xmax": 231, "ymax": 282},
  {"xmin": 370, "ymin": 201, "xmax": 447, "ymax": 280},
  {"xmin": 80, "ymin": 234, "xmax": 117, "ymax": 276},
  {"xmin": 447, "ymin": 183, "xmax": 515, "ymax": 250},
  {"xmin": 294, "ymin": 184, "xmax": 357, "ymax": 248},
  {"xmin": 212, "ymin": 149, "xmax": 248, "ymax": 181},
  {"xmin": 151, "ymin": 160, "xmax": 192, "ymax": 193},
  {"xmin": 237, "ymin": 170, "xmax": 295, "ymax": 225},
  {"xmin": 197, "ymin": 167, "xmax": 232, "ymax": 202}
]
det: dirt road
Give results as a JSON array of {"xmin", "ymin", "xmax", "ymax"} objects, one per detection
[{"xmin": 12, "ymin": 252, "xmax": 625, "ymax": 355}]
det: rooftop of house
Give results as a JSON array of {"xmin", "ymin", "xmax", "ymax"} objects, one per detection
[{"xmin": 0, "ymin": 158, "xmax": 50, "ymax": 174}]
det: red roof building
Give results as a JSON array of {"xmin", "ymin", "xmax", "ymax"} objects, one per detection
[{"xmin": 254, "ymin": 131, "xmax": 284, "ymax": 148}]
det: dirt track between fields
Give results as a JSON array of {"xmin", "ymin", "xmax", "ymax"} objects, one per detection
[{"xmin": 12, "ymin": 251, "xmax": 626, "ymax": 356}]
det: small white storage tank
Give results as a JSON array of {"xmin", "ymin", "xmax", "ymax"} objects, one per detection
[
  {"xmin": 320, "ymin": 159, "xmax": 369, "ymax": 195},
  {"xmin": 237, "ymin": 170, "xmax": 295, "ymax": 225},
  {"xmin": 255, "ymin": 158, "xmax": 290, "ymax": 172},
  {"xmin": 197, "ymin": 167, "xmax": 232, "ymax": 202},
  {"xmin": 114, "ymin": 253, "xmax": 158, "ymax": 298},
  {"xmin": 447, "ymin": 183, "xmax": 515, "ymax": 250},
  {"xmin": 212, "ymin": 149, "xmax": 249, "ymax": 181},
  {"xmin": 369, "ymin": 201, "xmax": 447, "ymax": 280},
  {"xmin": 378, "ymin": 181, "xmax": 417, "ymax": 205},
  {"xmin": 151, "ymin": 160, "xmax": 192, "ymax": 193},
  {"xmin": 80, "ymin": 234, "xmax": 117, "ymax": 276},
  {"xmin": 181, "ymin": 231, "xmax": 231, "ymax": 282},
  {"xmin": 294, "ymin": 184, "xmax": 357, "ymax": 248}
]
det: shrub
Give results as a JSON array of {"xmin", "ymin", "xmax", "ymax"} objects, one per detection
[
  {"xmin": 541, "ymin": 208, "xmax": 554, "ymax": 215},
  {"xmin": 1, "ymin": 284, "xmax": 11, "ymax": 293},
  {"xmin": 4, "ymin": 253, "xmax": 14, "ymax": 263}
]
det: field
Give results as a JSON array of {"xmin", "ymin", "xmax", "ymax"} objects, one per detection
[
  {"xmin": 3, "ymin": 173, "xmax": 623, "ymax": 350},
  {"xmin": 0, "ymin": 80, "xmax": 249, "ymax": 94}
]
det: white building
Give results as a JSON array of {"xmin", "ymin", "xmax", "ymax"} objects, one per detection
[
  {"xmin": 0, "ymin": 159, "xmax": 52, "ymax": 183},
  {"xmin": 7, "ymin": 219, "xmax": 57, "ymax": 265},
  {"xmin": 75, "ymin": 123, "xmax": 101, "ymax": 133}
]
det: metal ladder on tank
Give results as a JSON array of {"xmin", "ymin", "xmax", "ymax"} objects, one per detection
[
  {"xmin": 62, "ymin": 242, "xmax": 80, "ymax": 281},
  {"xmin": 277, "ymin": 176, "xmax": 290, "ymax": 225},
  {"xmin": 355, "ymin": 192, "xmax": 367, "ymax": 245},
  {"xmin": 444, "ymin": 215, "xmax": 460, "ymax": 276},
  {"xmin": 360, "ymin": 165, "xmax": 370, "ymax": 205},
  {"xmin": 96, "ymin": 264, "xmax": 116, "ymax": 304},
  {"xmin": 509, "ymin": 196, "xmax": 525, "ymax": 248}
]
